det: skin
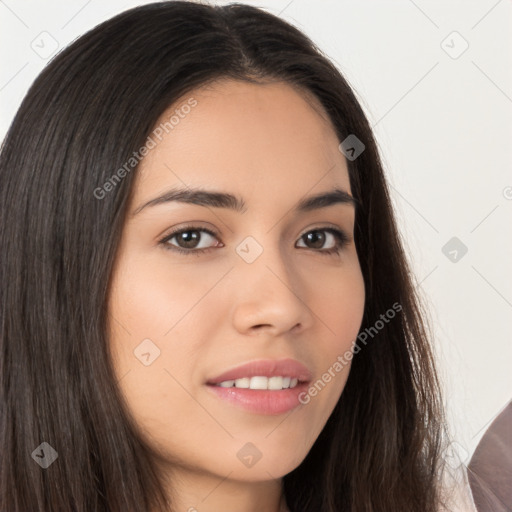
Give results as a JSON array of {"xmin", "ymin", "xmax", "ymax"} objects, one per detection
[{"xmin": 108, "ymin": 79, "xmax": 365, "ymax": 512}]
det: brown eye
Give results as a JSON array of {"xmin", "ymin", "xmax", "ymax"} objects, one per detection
[
  {"xmin": 296, "ymin": 228, "xmax": 349, "ymax": 255},
  {"xmin": 302, "ymin": 230, "xmax": 327, "ymax": 249},
  {"xmin": 159, "ymin": 226, "xmax": 348, "ymax": 256},
  {"xmin": 173, "ymin": 230, "xmax": 202, "ymax": 249},
  {"xmin": 160, "ymin": 226, "xmax": 221, "ymax": 253}
]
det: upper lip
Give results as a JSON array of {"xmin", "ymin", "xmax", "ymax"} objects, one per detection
[{"xmin": 206, "ymin": 358, "xmax": 313, "ymax": 385}]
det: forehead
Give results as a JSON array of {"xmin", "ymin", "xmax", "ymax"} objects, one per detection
[{"xmin": 134, "ymin": 79, "xmax": 350, "ymax": 205}]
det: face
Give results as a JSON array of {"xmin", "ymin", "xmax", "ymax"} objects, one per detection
[{"xmin": 108, "ymin": 79, "xmax": 365, "ymax": 483}]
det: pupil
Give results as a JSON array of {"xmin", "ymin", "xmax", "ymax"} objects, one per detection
[{"xmin": 306, "ymin": 231, "xmax": 324, "ymax": 248}]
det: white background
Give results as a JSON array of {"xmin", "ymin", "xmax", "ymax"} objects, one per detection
[{"xmin": 1, "ymin": 0, "xmax": 511, "ymax": 467}]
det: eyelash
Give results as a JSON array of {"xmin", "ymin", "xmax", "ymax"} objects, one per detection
[{"xmin": 158, "ymin": 224, "xmax": 350, "ymax": 257}]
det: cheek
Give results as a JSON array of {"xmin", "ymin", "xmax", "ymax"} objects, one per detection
[
  {"xmin": 107, "ymin": 255, "xmax": 222, "ymax": 456},
  {"xmin": 309, "ymin": 257, "xmax": 366, "ymax": 349},
  {"xmin": 107, "ymin": 248, "xmax": 232, "ymax": 397},
  {"xmin": 300, "ymin": 259, "xmax": 365, "ymax": 410},
  {"xmin": 106, "ymin": 252, "xmax": 204, "ymax": 408},
  {"xmin": 109, "ymin": 251, "xmax": 224, "ymax": 342}
]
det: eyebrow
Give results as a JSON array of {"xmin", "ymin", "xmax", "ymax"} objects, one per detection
[{"xmin": 131, "ymin": 186, "xmax": 358, "ymax": 216}]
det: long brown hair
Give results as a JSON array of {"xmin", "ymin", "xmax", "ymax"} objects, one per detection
[{"xmin": 0, "ymin": 2, "xmax": 449, "ymax": 510}]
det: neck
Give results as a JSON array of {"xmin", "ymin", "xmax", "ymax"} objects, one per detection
[{"xmin": 156, "ymin": 465, "xmax": 288, "ymax": 512}]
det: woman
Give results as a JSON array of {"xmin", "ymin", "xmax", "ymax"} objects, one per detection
[{"xmin": 0, "ymin": 2, "xmax": 456, "ymax": 511}]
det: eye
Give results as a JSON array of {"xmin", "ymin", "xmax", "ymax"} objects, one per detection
[
  {"xmin": 296, "ymin": 228, "xmax": 349, "ymax": 256},
  {"xmin": 159, "ymin": 225, "xmax": 222, "ymax": 255},
  {"xmin": 158, "ymin": 225, "xmax": 350, "ymax": 256}
]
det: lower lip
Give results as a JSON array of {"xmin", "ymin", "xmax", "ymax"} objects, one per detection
[{"xmin": 205, "ymin": 382, "xmax": 309, "ymax": 415}]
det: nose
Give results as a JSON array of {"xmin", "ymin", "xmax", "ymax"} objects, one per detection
[{"xmin": 230, "ymin": 242, "xmax": 314, "ymax": 337}]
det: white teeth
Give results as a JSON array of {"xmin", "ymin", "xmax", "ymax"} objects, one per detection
[
  {"xmin": 250, "ymin": 376, "xmax": 268, "ymax": 390},
  {"xmin": 268, "ymin": 376, "xmax": 283, "ymax": 390},
  {"xmin": 234, "ymin": 377, "xmax": 250, "ymax": 388},
  {"xmin": 216, "ymin": 376, "xmax": 300, "ymax": 390}
]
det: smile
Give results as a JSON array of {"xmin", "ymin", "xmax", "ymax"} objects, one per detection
[{"xmin": 215, "ymin": 376, "xmax": 300, "ymax": 390}]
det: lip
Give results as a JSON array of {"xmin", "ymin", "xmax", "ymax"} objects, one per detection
[
  {"xmin": 205, "ymin": 358, "xmax": 312, "ymax": 415},
  {"xmin": 206, "ymin": 358, "xmax": 313, "ymax": 385},
  {"xmin": 206, "ymin": 382, "xmax": 310, "ymax": 415}
]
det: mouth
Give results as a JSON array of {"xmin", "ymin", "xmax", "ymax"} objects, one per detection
[
  {"xmin": 209, "ymin": 375, "xmax": 304, "ymax": 390},
  {"xmin": 205, "ymin": 358, "xmax": 312, "ymax": 415}
]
